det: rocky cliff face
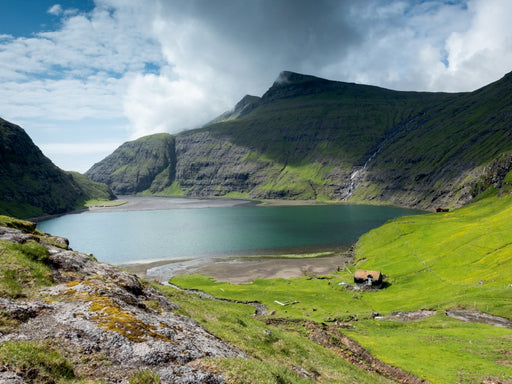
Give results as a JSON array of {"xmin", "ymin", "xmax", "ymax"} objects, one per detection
[
  {"xmin": 85, "ymin": 71, "xmax": 512, "ymax": 210},
  {"xmin": 0, "ymin": 220, "xmax": 245, "ymax": 383},
  {"xmin": 0, "ymin": 119, "xmax": 114, "ymax": 218}
]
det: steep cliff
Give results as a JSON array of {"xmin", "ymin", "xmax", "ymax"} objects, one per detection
[
  {"xmin": 85, "ymin": 133, "xmax": 176, "ymax": 195},
  {"xmin": 86, "ymin": 71, "xmax": 512, "ymax": 209},
  {"xmin": 0, "ymin": 119, "xmax": 114, "ymax": 218}
]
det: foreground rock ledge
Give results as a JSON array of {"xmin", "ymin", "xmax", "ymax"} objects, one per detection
[{"xmin": 0, "ymin": 226, "xmax": 246, "ymax": 383}]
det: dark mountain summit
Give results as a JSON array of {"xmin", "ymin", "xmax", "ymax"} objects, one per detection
[
  {"xmin": 86, "ymin": 71, "xmax": 512, "ymax": 210},
  {"xmin": 0, "ymin": 118, "xmax": 114, "ymax": 218}
]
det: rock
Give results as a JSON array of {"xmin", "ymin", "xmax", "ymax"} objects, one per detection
[
  {"xmin": 0, "ymin": 226, "xmax": 246, "ymax": 383},
  {"xmin": 0, "ymin": 226, "xmax": 39, "ymax": 244},
  {"xmin": 0, "ymin": 372, "xmax": 27, "ymax": 384},
  {"xmin": 0, "ymin": 298, "xmax": 50, "ymax": 322}
]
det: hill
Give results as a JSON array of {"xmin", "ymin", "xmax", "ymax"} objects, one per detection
[
  {"xmin": 0, "ymin": 215, "xmax": 245, "ymax": 383},
  {"xmin": 84, "ymin": 133, "xmax": 176, "ymax": 195},
  {"xmin": 0, "ymin": 118, "xmax": 114, "ymax": 218},
  {"xmin": 86, "ymin": 71, "xmax": 512, "ymax": 210},
  {"xmin": 169, "ymin": 194, "xmax": 512, "ymax": 383}
]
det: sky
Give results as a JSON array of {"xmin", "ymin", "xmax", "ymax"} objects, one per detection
[{"xmin": 1, "ymin": 0, "xmax": 512, "ymax": 173}]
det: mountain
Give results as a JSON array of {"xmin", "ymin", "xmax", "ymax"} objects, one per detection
[
  {"xmin": 0, "ymin": 118, "xmax": 114, "ymax": 218},
  {"xmin": 84, "ymin": 133, "xmax": 176, "ymax": 195},
  {"xmin": 86, "ymin": 71, "xmax": 512, "ymax": 210}
]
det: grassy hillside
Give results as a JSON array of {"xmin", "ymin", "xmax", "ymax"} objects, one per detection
[
  {"xmin": 170, "ymin": 195, "xmax": 512, "ymax": 383},
  {"xmin": 0, "ymin": 118, "xmax": 115, "ymax": 218},
  {"xmin": 362, "ymin": 71, "xmax": 512, "ymax": 208}
]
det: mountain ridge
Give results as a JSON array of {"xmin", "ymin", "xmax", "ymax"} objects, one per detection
[{"xmin": 86, "ymin": 70, "xmax": 512, "ymax": 210}]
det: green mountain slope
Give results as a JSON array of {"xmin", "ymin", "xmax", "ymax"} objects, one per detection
[
  {"xmin": 357, "ymin": 71, "xmax": 512, "ymax": 207},
  {"xmin": 0, "ymin": 118, "xmax": 114, "ymax": 218},
  {"xmin": 86, "ymin": 71, "xmax": 512, "ymax": 209}
]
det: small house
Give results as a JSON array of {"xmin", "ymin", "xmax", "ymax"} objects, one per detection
[{"xmin": 354, "ymin": 269, "xmax": 382, "ymax": 288}]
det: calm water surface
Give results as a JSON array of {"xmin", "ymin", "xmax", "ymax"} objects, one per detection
[{"xmin": 37, "ymin": 200, "xmax": 421, "ymax": 265}]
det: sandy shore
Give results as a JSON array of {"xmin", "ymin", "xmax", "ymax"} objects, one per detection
[
  {"xmin": 87, "ymin": 195, "xmax": 258, "ymax": 212},
  {"xmin": 85, "ymin": 195, "xmax": 332, "ymax": 213},
  {"xmin": 122, "ymin": 252, "xmax": 352, "ymax": 284}
]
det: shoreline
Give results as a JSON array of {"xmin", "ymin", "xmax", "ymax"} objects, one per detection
[
  {"xmin": 121, "ymin": 250, "xmax": 353, "ymax": 285},
  {"xmin": 32, "ymin": 195, "xmax": 426, "ymax": 222}
]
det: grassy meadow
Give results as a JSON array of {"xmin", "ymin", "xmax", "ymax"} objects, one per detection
[
  {"xmin": 1, "ymin": 194, "xmax": 511, "ymax": 382},
  {"xmin": 169, "ymin": 195, "xmax": 512, "ymax": 383}
]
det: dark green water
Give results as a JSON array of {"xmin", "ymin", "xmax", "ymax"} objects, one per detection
[{"xmin": 37, "ymin": 202, "xmax": 421, "ymax": 265}]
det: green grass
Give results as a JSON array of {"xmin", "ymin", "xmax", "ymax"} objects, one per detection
[
  {"xmin": 344, "ymin": 314, "xmax": 512, "ymax": 384},
  {"xmin": 149, "ymin": 181, "xmax": 185, "ymax": 196},
  {"xmin": 0, "ymin": 215, "xmax": 37, "ymax": 232},
  {"xmin": 0, "ymin": 341, "xmax": 75, "ymax": 383},
  {"xmin": 0, "ymin": 240, "xmax": 54, "ymax": 299},
  {"xmin": 351, "ymin": 195, "xmax": 512, "ymax": 316},
  {"xmin": 169, "ymin": 195, "xmax": 512, "ymax": 383},
  {"xmin": 128, "ymin": 368, "xmax": 161, "ymax": 384},
  {"xmin": 170, "ymin": 274, "xmax": 374, "ymax": 322},
  {"xmin": 154, "ymin": 284, "xmax": 394, "ymax": 384}
]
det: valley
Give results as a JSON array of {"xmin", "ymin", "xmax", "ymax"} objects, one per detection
[{"xmin": 0, "ymin": 70, "xmax": 511, "ymax": 383}]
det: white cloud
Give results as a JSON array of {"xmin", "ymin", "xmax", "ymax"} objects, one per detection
[
  {"xmin": 123, "ymin": 71, "xmax": 210, "ymax": 138},
  {"xmin": 47, "ymin": 4, "xmax": 63, "ymax": 16},
  {"xmin": 439, "ymin": 0, "xmax": 512, "ymax": 89},
  {"xmin": 323, "ymin": 0, "xmax": 512, "ymax": 92},
  {"xmin": 2, "ymin": 0, "xmax": 512, "ymax": 172}
]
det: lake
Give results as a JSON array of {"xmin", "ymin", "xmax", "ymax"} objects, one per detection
[{"xmin": 37, "ymin": 197, "xmax": 421, "ymax": 266}]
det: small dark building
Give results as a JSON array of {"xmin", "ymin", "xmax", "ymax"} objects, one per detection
[{"xmin": 354, "ymin": 269, "xmax": 383, "ymax": 288}]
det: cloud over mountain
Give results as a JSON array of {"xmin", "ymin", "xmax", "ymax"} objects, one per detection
[{"xmin": 1, "ymin": 0, "xmax": 511, "ymax": 172}]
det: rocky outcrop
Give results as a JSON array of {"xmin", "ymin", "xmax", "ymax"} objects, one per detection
[{"xmin": 0, "ymin": 225, "xmax": 245, "ymax": 383}]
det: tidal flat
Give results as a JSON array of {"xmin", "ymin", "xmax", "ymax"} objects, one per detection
[{"xmin": 123, "ymin": 250, "xmax": 352, "ymax": 284}]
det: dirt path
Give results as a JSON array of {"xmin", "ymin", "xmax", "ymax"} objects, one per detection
[{"xmin": 267, "ymin": 318, "xmax": 429, "ymax": 383}]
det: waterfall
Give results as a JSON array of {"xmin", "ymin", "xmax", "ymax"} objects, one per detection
[{"xmin": 343, "ymin": 116, "xmax": 418, "ymax": 200}]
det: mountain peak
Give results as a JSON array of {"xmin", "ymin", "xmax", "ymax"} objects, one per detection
[
  {"xmin": 263, "ymin": 71, "xmax": 335, "ymax": 102},
  {"xmin": 273, "ymin": 71, "xmax": 325, "ymax": 86}
]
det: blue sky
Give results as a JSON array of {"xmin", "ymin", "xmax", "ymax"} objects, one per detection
[{"xmin": 1, "ymin": 0, "xmax": 512, "ymax": 172}]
